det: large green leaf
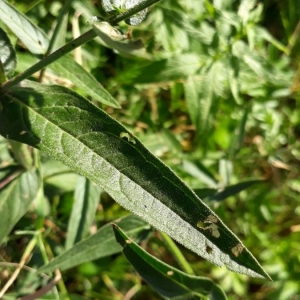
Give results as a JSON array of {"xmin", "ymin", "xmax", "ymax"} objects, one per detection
[
  {"xmin": 38, "ymin": 214, "xmax": 149, "ymax": 273},
  {"xmin": 0, "ymin": 169, "xmax": 41, "ymax": 243},
  {"xmin": 113, "ymin": 224, "xmax": 227, "ymax": 300},
  {"xmin": 0, "ymin": 80, "xmax": 270, "ymax": 279}
]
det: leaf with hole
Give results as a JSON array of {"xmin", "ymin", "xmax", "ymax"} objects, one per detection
[{"xmin": 0, "ymin": 80, "xmax": 270, "ymax": 280}]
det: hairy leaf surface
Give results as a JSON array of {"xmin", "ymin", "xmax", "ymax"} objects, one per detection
[{"xmin": 0, "ymin": 80, "xmax": 270, "ymax": 279}]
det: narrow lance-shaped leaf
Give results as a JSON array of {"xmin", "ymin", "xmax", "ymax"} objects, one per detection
[
  {"xmin": 113, "ymin": 224, "xmax": 227, "ymax": 300},
  {"xmin": 65, "ymin": 176, "xmax": 102, "ymax": 249},
  {"xmin": 0, "ymin": 0, "xmax": 49, "ymax": 54},
  {"xmin": 50, "ymin": 55, "xmax": 121, "ymax": 108},
  {"xmin": 38, "ymin": 214, "xmax": 150, "ymax": 273},
  {"xmin": 119, "ymin": 54, "xmax": 201, "ymax": 84},
  {"xmin": 0, "ymin": 169, "xmax": 41, "ymax": 243},
  {"xmin": 0, "ymin": 1, "xmax": 120, "ymax": 108},
  {"xmin": 0, "ymin": 80, "xmax": 270, "ymax": 279},
  {"xmin": 194, "ymin": 179, "xmax": 266, "ymax": 202}
]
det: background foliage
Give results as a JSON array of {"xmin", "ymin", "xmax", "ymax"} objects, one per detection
[{"xmin": 0, "ymin": 0, "xmax": 299, "ymax": 299}]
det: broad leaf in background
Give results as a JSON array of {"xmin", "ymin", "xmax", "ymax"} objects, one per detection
[
  {"xmin": 38, "ymin": 215, "xmax": 150, "ymax": 273},
  {"xmin": 184, "ymin": 75, "xmax": 215, "ymax": 143},
  {"xmin": 92, "ymin": 21, "xmax": 150, "ymax": 59},
  {"xmin": 118, "ymin": 54, "xmax": 201, "ymax": 84},
  {"xmin": 0, "ymin": 80, "xmax": 270, "ymax": 279},
  {"xmin": 0, "ymin": 0, "xmax": 120, "ymax": 108},
  {"xmin": 0, "ymin": 169, "xmax": 41, "ymax": 243},
  {"xmin": 181, "ymin": 160, "xmax": 218, "ymax": 189},
  {"xmin": 113, "ymin": 224, "xmax": 227, "ymax": 300},
  {"xmin": 0, "ymin": 27, "xmax": 17, "ymax": 78},
  {"xmin": 184, "ymin": 60, "xmax": 226, "ymax": 144},
  {"xmin": 41, "ymin": 157, "xmax": 80, "ymax": 193},
  {"xmin": 50, "ymin": 55, "xmax": 121, "ymax": 108},
  {"xmin": 0, "ymin": 0, "xmax": 49, "ymax": 54},
  {"xmin": 65, "ymin": 176, "xmax": 102, "ymax": 249}
]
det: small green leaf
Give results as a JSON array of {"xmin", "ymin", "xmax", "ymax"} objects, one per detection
[
  {"xmin": 0, "ymin": 27, "xmax": 17, "ymax": 78},
  {"xmin": 0, "ymin": 80, "xmax": 271, "ymax": 279},
  {"xmin": 65, "ymin": 176, "xmax": 102, "ymax": 249},
  {"xmin": 0, "ymin": 169, "xmax": 41, "ymax": 244},
  {"xmin": 0, "ymin": 0, "xmax": 49, "ymax": 54},
  {"xmin": 248, "ymin": 26, "xmax": 288, "ymax": 54},
  {"xmin": 120, "ymin": 54, "xmax": 201, "ymax": 84},
  {"xmin": 228, "ymin": 107, "xmax": 249, "ymax": 158},
  {"xmin": 209, "ymin": 180, "xmax": 266, "ymax": 202},
  {"xmin": 237, "ymin": 0, "xmax": 257, "ymax": 24},
  {"xmin": 184, "ymin": 63, "xmax": 223, "ymax": 143},
  {"xmin": 113, "ymin": 224, "xmax": 228, "ymax": 300},
  {"xmin": 182, "ymin": 160, "xmax": 218, "ymax": 189},
  {"xmin": 38, "ymin": 215, "xmax": 149, "ymax": 273},
  {"xmin": 194, "ymin": 180, "xmax": 266, "ymax": 202}
]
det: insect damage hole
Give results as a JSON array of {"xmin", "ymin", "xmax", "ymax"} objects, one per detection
[
  {"xmin": 120, "ymin": 132, "xmax": 136, "ymax": 144},
  {"xmin": 197, "ymin": 214, "xmax": 221, "ymax": 238},
  {"xmin": 205, "ymin": 214, "xmax": 218, "ymax": 224},
  {"xmin": 205, "ymin": 245, "xmax": 213, "ymax": 254},
  {"xmin": 196, "ymin": 220, "xmax": 205, "ymax": 228},
  {"xmin": 208, "ymin": 224, "xmax": 221, "ymax": 238},
  {"xmin": 231, "ymin": 243, "xmax": 244, "ymax": 257}
]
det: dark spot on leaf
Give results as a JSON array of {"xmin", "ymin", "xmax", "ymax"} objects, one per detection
[{"xmin": 206, "ymin": 245, "xmax": 213, "ymax": 254}]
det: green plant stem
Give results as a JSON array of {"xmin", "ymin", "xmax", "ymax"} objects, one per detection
[
  {"xmin": 39, "ymin": 0, "xmax": 73, "ymax": 82},
  {"xmin": 109, "ymin": 0, "xmax": 162, "ymax": 25},
  {"xmin": 160, "ymin": 232, "xmax": 195, "ymax": 275},
  {"xmin": 1, "ymin": 29, "xmax": 96, "ymax": 91},
  {"xmin": 47, "ymin": 0, "xmax": 73, "ymax": 54},
  {"xmin": 1, "ymin": 0, "xmax": 162, "ymax": 91}
]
